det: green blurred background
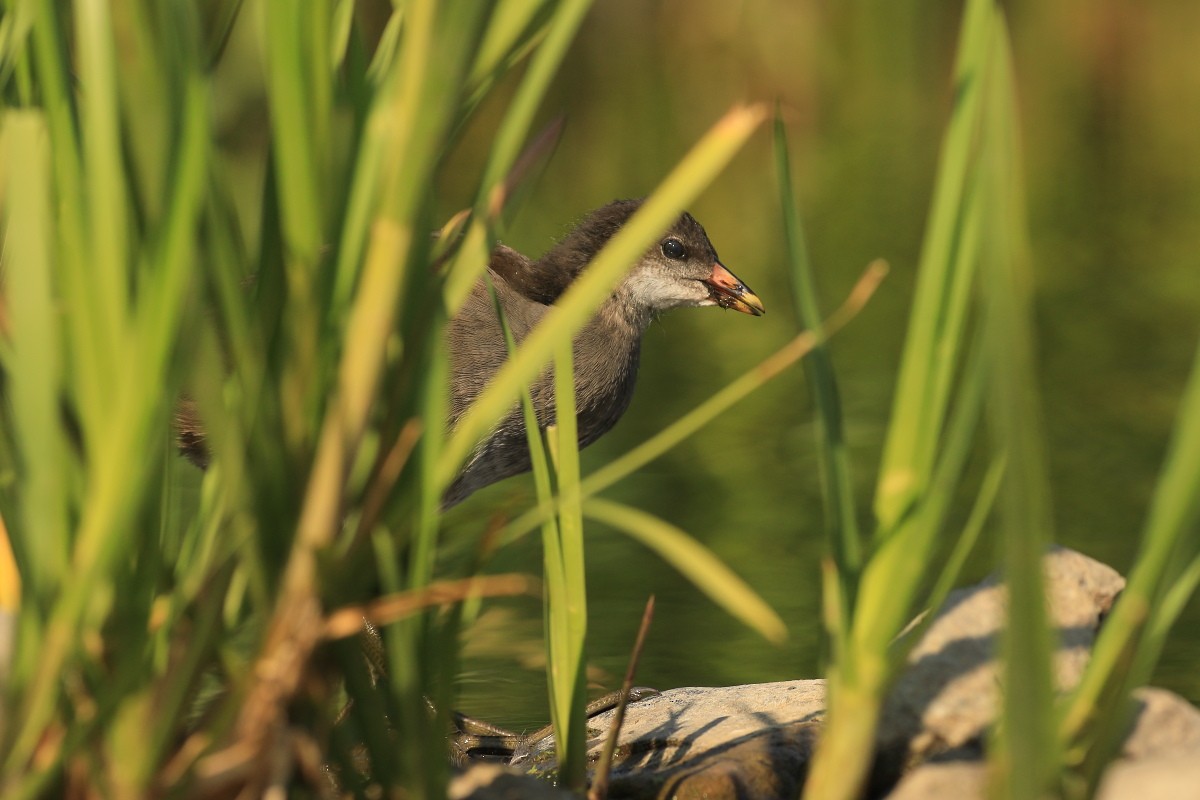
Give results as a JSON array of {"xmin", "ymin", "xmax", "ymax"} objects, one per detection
[{"xmin": 209, "ymin": 1, "xmax": 1200, "ymax": 728}]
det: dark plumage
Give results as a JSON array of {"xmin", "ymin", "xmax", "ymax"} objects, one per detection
[{"xmin": 443, "ymin": 198, "xmax": 763, "ymax": 508}]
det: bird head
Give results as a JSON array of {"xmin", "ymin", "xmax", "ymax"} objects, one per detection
[{"xmin": 542, "ymin": 199, "xmax": 765, "ymax": 326}]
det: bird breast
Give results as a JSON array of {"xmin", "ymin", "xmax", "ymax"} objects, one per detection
[{"xmin": 446, "ymin": 274, "xmax": 642, "ymax": 447}]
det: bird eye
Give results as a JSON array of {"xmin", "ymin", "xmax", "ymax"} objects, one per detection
[{"xmin": 661, "ymin": 238, "xmax": 687, "ymax": 260}]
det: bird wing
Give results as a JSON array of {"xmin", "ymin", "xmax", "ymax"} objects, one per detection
[{"xmin": 488, "ymin": 243, "xmax": 574, "ymax": 305}]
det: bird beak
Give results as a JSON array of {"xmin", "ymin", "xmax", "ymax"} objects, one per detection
[{"xmin": 703, "ymin": 262, "xmax": 765, "ymax": 316}]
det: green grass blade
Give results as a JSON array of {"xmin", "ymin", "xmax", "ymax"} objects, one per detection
[
  {"xmin": 482, "ymin": 274, "xmax": 589, "ymax": 786},
  {"xmin": 897, "ymin": 455, "xmax": 1004, "ymax": 655},
  {"xmin": 978, "ymin": 14, "xmax": 1059, "ymax": 799},
  {"xmin": 873, "ymin": 0, "xmax": 995, "ymax": 533},
  {"xmin": 137, "ymin": 75, "xmax": 208, "ymax": 375},
  {"xmin": 544, "ymin": 339, "xmax": 589, "ymax": 789},
  {"xmin": 1, "ymin": 112, "xmax": 69, "ymax": 604},
  {"xmin": 805, "ymin": 2, "xmax": 1006, "ymax": 797},
  {"xmin": 263, "ymin": 0, "xmax": 330, "ymax": 263},
  {"xmin": 466, "ymin": 0, "xmax": 549, "ymax": 90},
  {"xmin": 0, "ymin": 1, "xmax": 35, "ymax": 87},
  {"xmin": 302, "ymin": 7, "xmax": 541, "ymax": 795},
  {"xmin": 1061, "ymin": 338, "xmax": 1200, "ymax": 793},
  {"xmin": 481, "ymin": 274, "xmax": 583, "ymax": 780},
  {"xmin": 583, "ymin": 498, "xmax": 786, "ymax": 643},
  {"xmin": 443, "ymin": 0, "xmax": 594, "ymax": 313},
  {"xmin": 773, "ymin": 108, "xmax": 861, "ymax": 637},
  {"xmin": 411, "ymin": 324, "xmax": 450, "ymax": 587},
  {"xmin": 2, "ymin": 60, "xmax": 207, "ymax": 778},
  {"xmin": 853, "ymin": 332, "xmax": 988, "ymax": 653},
  {"xmin": 75, "ymin": 0, "xmax": 129, "ymax": 397},
  {"xmin": 33, "ymin": 0, "xmax": 105, "ymax": 441}
]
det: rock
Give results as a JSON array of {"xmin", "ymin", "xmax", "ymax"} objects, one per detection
[
  {"xmin": 883, "ymin": 761, "xmax": 987, "ymax": 800},
  {"xmin": 1096, "ymin": 755, "xmax": 1200, "ymax": 799},
  {"xmin": 1122, "ymin": 687, "xmax": 1200, "ymax": 760},
  {"xmin": 607, "ymin": 720, "xmax": 818, "ymax": 800},
  {"xmin": 877, "ymin": 547, "xmax": 1124, "ymax": 772},
  {"xmin": 512, "ymin": 549, "xmax": 1200, "ymax": 800},
  {"xmin": 516, "ymin": 681, "xmax": 824, "ymax": 799},
  {"xmin": 448, "ymin": 763, "xmax": 576, "ymax": 800},
  {"xmin": 885, "ymin": 687, "xmax": 1200, "ymax": 800}
]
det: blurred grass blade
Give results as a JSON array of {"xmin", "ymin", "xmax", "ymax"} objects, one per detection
[
  {"xmin": 472, "ymin": 0, "xmax": 589, "ymax": 207},
  {"xmin": 916, "ymin": 459, "xmax": 1001, "ymax": 642},
  {"xmin": 583, "ymin": 498, "xmax": 786, "ymax": 643},
  {"xmin": 773, "ymin": 108, "xmax": 861, "ymax": 641},
  {"xmin": 1, "ymin": 112, "xmax": 69, "ymax": 604},
  {"xmin": 805, "ymin": 2, "xmax": 1006, "ymax": 797},
  {"xmin": 873, "ymin": 0, "xmax": 995, "ymax": 533},
  {"xmin": 237, "ymin": 4, "xmax": 486, "ymax": 795},
  {"xmin": 264, "ymin": 0, "xmax": 331, "ymax": 263},
  {"xmin": 547, "ymin": 339, "xmax": 588, "ymax": 790},
  {"xmin": 443, "ymin": 0, "xmax": 594, "ymax": 312},
  {"xmin": 75, "ymin": 0, "xmax": 129, "ymax": 404},
  {"xmin": 0, "ymin": 2, "xmax": 35, "ymax": 86},
  {"xmin": 467, "ymin": 0, "xmax": 550, "ymax": 90},
  {"xmin": 872, "ymin": 348, "xmax": 995, "ymax": 659},
  {"xmin": 485, "ymin": 276, "xmax": 589, "ymax": 784},
  {"xmin": 977, "ymin": 14, "xmax": 1060, "ymax": 800},
  {"xmin": 411, "ymin": 328, "xmax": 450, "ymax": 587},
  {"xmin": 1061, "ymin": 337, "xmax": 1200, "ymax": 794},
  {"xmin": 482, "ymin": 274, "xmax": 591, "ymax": 788},
  {"xmin": 137, "ymin": 75, "xmax": 209, "ymax": 378},
  {"xmin": 2, "ymin": 10, "xmax": 207, "ymax": 784},
  {"xmin": 848, "ymin": 179, "xmax": 986, "ymax": 659},
  {"xmin": 199, "ymin": 0, "xmax": 244, "ymax": 68},
  {"xmin": 323, "ymin": 574, "xmax": 539, "ymax": 638}
]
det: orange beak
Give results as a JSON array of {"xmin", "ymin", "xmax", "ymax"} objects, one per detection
[{"xmin": 703, "ymin": 262, "xmax": 765, "ymax": 316}]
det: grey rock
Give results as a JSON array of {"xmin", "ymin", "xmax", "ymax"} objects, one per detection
[
  {"xmin": 515, "ymin": 549, "xmax": 1200, "ymax": 800},
  {"xmin": 517, "ymin": 681, "xmax": 825, "ymax": 799},
  {"xmin": 448, "ymin": 763, "xmax": 575, "ymax": 800},
  {"xmin": 1097, "ymin": 755, "xmax": 1200, "ymax": 800},
  {"xmin": 878, "ymin": 547, "xmax": 1125, "ymax": 769},
  {"xmin": 883, "ymin": 761, "xmax": 988, "ymax": 800},
  {"xmin": 883, "ymin": 688, "xmax": 1200, "ymax": 800},
  {"xmin": 1122, "ymin": 687, "xmax": 1200, "ymax": 760}
]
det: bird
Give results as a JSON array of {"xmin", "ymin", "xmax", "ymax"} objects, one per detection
[
  {"xmin": 442, "ymin": 198, "xmax": 764, "ymax": 508},
  {"xmin": 174, "ymin": 199, "xmax": 764, "ymax": 509}
]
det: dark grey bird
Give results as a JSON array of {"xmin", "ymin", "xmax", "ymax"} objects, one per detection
[
  {"xmin": 443, "ymin": 198, "xmax": 764, "ymax": 508},
  {"xmin": 174, "ymin": 199, "xmax": 763, "ymax": 509}
]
